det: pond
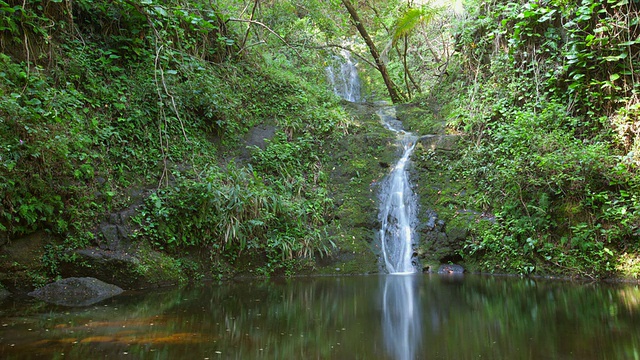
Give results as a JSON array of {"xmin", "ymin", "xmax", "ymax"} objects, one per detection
[{"xmin": 1, "ymin": 274, "xmax": 640, "ymax": 359}]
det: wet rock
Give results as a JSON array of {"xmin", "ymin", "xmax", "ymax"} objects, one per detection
[
  {"xmin": 28, "ymin": 277, "xmax": 123, "ymax": 307},
  {"xmin": 438, "ymin": 264, "xmax": 464, "ymax": 274}
]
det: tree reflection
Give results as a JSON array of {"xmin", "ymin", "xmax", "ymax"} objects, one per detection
[{"xmin": 2, "ymin": 276, "xmax": 640, "ymax": 359}]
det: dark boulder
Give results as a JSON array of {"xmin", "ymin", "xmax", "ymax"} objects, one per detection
[
  {"xmin": 28, "ymin": 277, "xmax": 123, "ymax": 307},
  {"xmin": 59, "ymin": 247, "xmax": 184, "ymax": 290},
  {"xmin": 438, "ymin": 264, "xmax": 464, "ymax": 274},
  {"xmin": 60, "ymin": 248, "xmax": 140, "ymax": 288}
]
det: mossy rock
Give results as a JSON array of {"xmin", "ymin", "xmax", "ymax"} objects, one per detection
[
  {"xmin": 59, "ymin": 245, "xmax": 185, "ymax": 290},
  {"xmin": 322, "ymin": 102, "xmax": 400, "ymax": 274},
  {"xmin": 396, "ymin": 103, "xmax": 446, "ymax": 135},
  {"xmin": 418, "ymin": 135, "xmax": 460, "ymax": 152}
]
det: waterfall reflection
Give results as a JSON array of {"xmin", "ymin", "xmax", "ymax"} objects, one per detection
[{"xmin": 381, "ymin": 274, "xmax": 422, "ymax": 360}]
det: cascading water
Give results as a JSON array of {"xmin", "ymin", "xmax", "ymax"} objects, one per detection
[
  {"xmin": 327, "ymin": 53, "xmax": 421, "ymax": 359},
  {"xmin": 326, "ymin": 50, "xmax": 362, "ymax": 102},
  {"xmin": 377, "ymin": 106, "xmax": 419, "ymax": 274},
  {"xmin": 377, "ymin": 106, "xmax": 422, "ymax": 359}
]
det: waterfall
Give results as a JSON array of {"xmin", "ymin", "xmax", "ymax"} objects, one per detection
[
  {"xmin": 326, "ymin": 50, "xmax": 362, "ymax": 102},
  {"xmin": 377, "ymin": 105, "xmax": 419, "ymax": 274}
]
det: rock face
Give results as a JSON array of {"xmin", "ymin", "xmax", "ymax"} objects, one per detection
[
  {"xmin": 28, "ymin": 277, "xmax": 123, "ymax": 307},
  {"xmin": 416, "ymin": 210, "xmax": 468, "ymax": 265},
  {"xmin": 0, "ymin": 231, "xmax": 50, "ymax": 292},
  {"xmin": 97, "ymin": 204, "xmax": 140, "ymax": 252},
  {"xmin": 60, "ymin": 200, "xmax": 183, "ymax": 290},
  {"xmin": 60, "ymin": 248, "xmax": 140, "ymax": 289}
]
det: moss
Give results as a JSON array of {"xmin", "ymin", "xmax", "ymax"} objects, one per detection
[
  {"xmin": 396, "ymin": 103, "xmax": 445, "ymax": 135},
  {"xmin": 319, "ymin": 102, "xmax": 400, "ymax": 274},
  {"xmin": 134, "ymin": 245, "xmax": 188, "ymax": 285}
]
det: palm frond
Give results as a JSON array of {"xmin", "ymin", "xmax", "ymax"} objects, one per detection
[
  {"xmin": 393, "ymin": 8, "xmax": 424, "ymax": 42},
  {"xmin": 392, "ymin": 4, "xmax": 442, "ymax": 43}
]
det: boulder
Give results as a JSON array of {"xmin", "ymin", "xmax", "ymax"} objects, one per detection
[
  {"xmin": 60, "ymin": 248, "xmax": 141, "ymax": 289},
  {"xmin": 28, "ymin": 277, "xmax": 123, "ymax": 306},
  {"xmin": 438, "ymin": 264, "xmax": 465, "ymax": 274},
  {"xmin": 59, "ymin": 247, "xmax": 183, "ymax": 290}
]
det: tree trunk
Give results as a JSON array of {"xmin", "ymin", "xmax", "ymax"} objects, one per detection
[
  {"xmin": 403, "ymin": 36, "xmax": 422, "ymax": 95},
  {"xmin": 341, "ymin": 0, "xmax": 406, "ymax": 103}
]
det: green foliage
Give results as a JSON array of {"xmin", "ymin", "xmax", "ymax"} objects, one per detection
[
  {"xmin": 0, "ymin": 0, "xmax": 355, "ymax": 280},
  {"xmin": 135, "ymin": 162, "xmax": 335, "ymax": 274},
  {"xmin": 392, "ymin": 5, "xmax": 439, "ymax": 43},
  {"xmin": 447, "ymin": 0, "xmax": 640, "ymax": 277}
]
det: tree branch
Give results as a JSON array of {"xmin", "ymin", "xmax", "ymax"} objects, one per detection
[
  {"xmin": 312, "ymin": 43, "xmax": 378, "ymax": 69},
  {"xmin": 227, "ymin": 18, "xmax": 302, "ymax": 58}
]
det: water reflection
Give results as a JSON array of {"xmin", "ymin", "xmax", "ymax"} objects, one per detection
[
  {"xmin": 1, "ymin": 275, "xmax": 640, "ymax": 359},
  {"xmin": 382, "ymin": 274, "xmax": 422, "ymax": 360}
]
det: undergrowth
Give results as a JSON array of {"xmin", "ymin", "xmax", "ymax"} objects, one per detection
[
  {"xmin": 446, "ymin": 0, "xmax": 640, "ymax": 278},
  {"xmin": 0, "ymin": 0, "xmax": 350, "ymax": 278}
]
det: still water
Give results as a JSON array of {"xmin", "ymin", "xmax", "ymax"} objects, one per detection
[{"xmin": 1, "ymin": 274, "xmax": 640, "ymax": 359}]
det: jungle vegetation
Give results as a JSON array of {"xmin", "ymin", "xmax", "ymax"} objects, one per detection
[{"xmin": 0, "ymin": 0, "xmax": 638, "ymax": 286}]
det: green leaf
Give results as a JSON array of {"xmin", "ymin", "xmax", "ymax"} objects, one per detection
[
  {"xmin": 153, "ymin": 6, "xmax": 167, "ymax": 16},
  {"xmin": 603, "ymin": 52, "xmax": 628, "ymax": 61},
  {"xmin": 619, "ymin": 40, "xmax": 639, "ymax": 46}
]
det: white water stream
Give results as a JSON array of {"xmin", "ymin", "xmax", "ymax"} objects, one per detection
[
  {"xmin": 327, "ymin": 52, "xmax": 422, "ymax": 359},
  {"xmin": 326, "ymin": 51, "xmax": 418, "ymax": 274},
  {"xmin": 326, "ymin": 50, "xmax": 362, "ymax": 102},
  {"xmin": 377, "ymin": 106, "xmax": 419, "ymax": 274},
  {"xmin": 377, "ymin": 106, "xmax": 421, "ymax": 360}
]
